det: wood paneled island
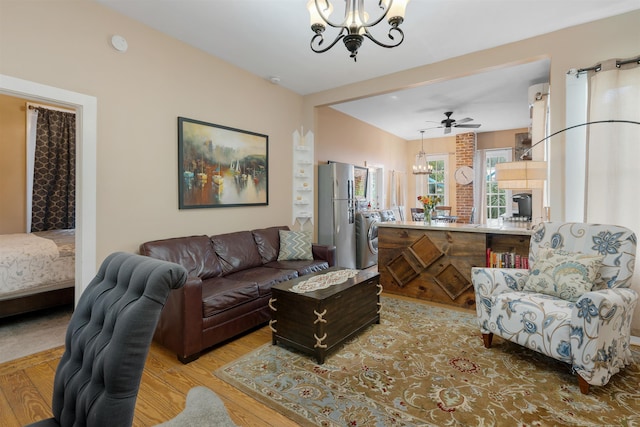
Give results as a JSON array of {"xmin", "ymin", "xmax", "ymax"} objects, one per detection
[{"xmin": 378, "ymin": 222, "xmax": 532, "ymax": 310}]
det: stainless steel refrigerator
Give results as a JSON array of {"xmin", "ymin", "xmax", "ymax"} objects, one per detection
[{"xmin": 318, "ymin": 162, "xmax": 356, "ymax": 268}]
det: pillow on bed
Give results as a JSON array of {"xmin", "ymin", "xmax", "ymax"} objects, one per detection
[
  {"xmin": 278, "ymin": 230, "xmax": 313, "ymax": 261},
  {"xmin": 523, "ymin": 248, "xmax": 604, "ymax": 301}
]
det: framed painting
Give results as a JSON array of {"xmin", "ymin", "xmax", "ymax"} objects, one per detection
[
  {"xmin": 354, "ymin": 166, "xmax": 368, "ymax": 199},
  {"xmin": 178, "ymin": 117, "xmax": 268, "ymax": 209}
]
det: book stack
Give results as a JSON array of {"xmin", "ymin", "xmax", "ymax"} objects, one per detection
[{"xmin": 486, "ymin": 248, "xmax": 529, "ymax": 269}]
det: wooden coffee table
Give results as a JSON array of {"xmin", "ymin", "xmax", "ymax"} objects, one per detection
[{"xmin": 269, "ymin": 267, "xmax": 381, "ymax": 364}]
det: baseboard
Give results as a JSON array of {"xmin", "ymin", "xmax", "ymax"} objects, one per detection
[{"xmin": 631, "ymin": 335, "xmax": 640, "ymax": 347}]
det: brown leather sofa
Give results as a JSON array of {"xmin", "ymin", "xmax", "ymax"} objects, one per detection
[{"xmin": 139, "ymin": 225, "xmax": 336, "ymax": 363}]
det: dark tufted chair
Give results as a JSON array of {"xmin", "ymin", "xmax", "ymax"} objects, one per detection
[{"xmin": 26, "ymin": 252, "xmax": 188, "ymax": 427}]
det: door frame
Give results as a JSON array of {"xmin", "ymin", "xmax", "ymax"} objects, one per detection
[{"xmin": 0, "ymin": 74, "xmax": 97, "ymax": 302}]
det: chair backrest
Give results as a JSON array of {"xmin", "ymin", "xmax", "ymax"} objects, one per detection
[
  {"xmin": 410, "ymin": 207, "xmax": 424, "ymax": 221},
  {"xmin": 47, "ymin": 252, "xmax": 187, "ymax": 427},
  {"xmin": 434, "ymin": 206, "xmax": 452, "ymax": 214},
  {"xmin": 529, "ymin": 222, "xmax": 636, "ymax": 289}
]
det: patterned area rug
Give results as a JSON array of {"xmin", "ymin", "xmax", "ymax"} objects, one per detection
[{"xmin": 215, "ymin": 296, "xmax": 640, "ymax": 426}]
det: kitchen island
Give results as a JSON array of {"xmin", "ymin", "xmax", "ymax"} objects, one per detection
[{"xmin": 377, "ymin": 221, "xmax": 533, "ymax": 310}]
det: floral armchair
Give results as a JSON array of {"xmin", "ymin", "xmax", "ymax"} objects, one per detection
[{"xmin": 472, "ymin": 222, "xmax": 637, "ymax": 394}]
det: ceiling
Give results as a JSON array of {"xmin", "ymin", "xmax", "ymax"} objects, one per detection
[{"xmin": 95, "ymin": 0, "xmax": 639, "ymax": 140}]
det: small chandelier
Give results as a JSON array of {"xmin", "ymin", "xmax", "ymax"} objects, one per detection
[
  {"xmin": 412, "ymin": 130, "xmax": 432, "ymax": 175},
  {"xmin": 307, "ymin": 0, "xmax": 410, "ymax": 61}
]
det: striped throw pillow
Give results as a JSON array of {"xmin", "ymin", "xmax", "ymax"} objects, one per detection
[{"xmin": 277, "ymin": 230, "xmax": 313, "ymax": 261}]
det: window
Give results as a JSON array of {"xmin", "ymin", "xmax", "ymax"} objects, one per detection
[
  {"xmin": 485, "ymin": 149, "xmax": 511, "ymax": 219},
  {"xmin": 415, "ymin": 154, "xmax": 448, "ymax": 205},
  {"xmin": 367, "ymin": 166, "xmax": 384, "ymax": 210}
]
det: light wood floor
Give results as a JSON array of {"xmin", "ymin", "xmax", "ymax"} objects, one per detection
[{"xmin": 0, "ymin": 323, "xmax": 298, "ymax": 426}]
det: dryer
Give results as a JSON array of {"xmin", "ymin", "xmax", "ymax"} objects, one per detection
[{"xmin": 355, "ymin": 211, "xmax": 380, "ymax": 269}]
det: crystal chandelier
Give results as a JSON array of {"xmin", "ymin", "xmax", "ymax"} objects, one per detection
[
  {"xmin": 307, "ymin": 0, "xmax": 410, "ymax": 61},
  {"xmin": 412, "ymin": 130, "xmax": 432, "ymax": 175}
]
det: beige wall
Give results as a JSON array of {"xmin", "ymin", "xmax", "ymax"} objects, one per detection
[
  {"xmin": 315, "ymin": 107, "xmax": 407, "ymax": 212},
  {"xmin": 0, "ymin": 94, "xmax": 27, "ymax": 234},
  {"xmin": 477, "ymin": 128, "xmax": 529, "ymax": 151},
  {"xmin": 1, "ymin": 0, "xmax": 303, "ymax": 261}
]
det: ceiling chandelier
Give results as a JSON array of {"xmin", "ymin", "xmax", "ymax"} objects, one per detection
[
  {"xmin": 412, "ymin": 130, "xmax": 432, "ymax": 175},
  {"xmin": 307, "ymin": 0, "xmax": 410, "ymax": 61}
]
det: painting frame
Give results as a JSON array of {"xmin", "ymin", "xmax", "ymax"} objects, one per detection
[{"xmin": 178, "ymin": 117, "xmax": 268, "ymax": 209}]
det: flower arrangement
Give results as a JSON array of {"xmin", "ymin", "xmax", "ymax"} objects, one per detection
[{"xmin": 417, "ymin": 195, "xmax": 442, "ymax": 213}]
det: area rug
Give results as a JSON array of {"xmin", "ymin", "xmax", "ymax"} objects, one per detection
[
  {"xmin": 215, "ymin": 296, "xmax": 640, "ymax": 426},
  {"xmin": 155, "ymin": 386, "xmax": 237, "ymax": 427},
  {"xmin": 0, "ymin": 305, "xmax": 71, "ymax": 364}
]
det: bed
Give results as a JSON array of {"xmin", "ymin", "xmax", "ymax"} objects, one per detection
[{"xmin": 0, "ymin": 229, "xmax": 75, "ymax": 318}]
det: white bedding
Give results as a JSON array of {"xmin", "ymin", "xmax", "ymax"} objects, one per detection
[{"xmin": 0, "ymin": 232, "xmax": 75, "ymax": 300}]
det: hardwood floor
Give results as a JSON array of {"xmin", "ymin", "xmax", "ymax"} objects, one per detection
[{"xmin": 0, "ymin": 324, "xmax": 299, "ymax": 426}]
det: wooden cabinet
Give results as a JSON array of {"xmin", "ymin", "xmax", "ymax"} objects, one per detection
[
  {"xmin": 378, "ymin": 224, "xmax": 531, "ymax": 310},
  {"xmin": 270, "ymin": 268, "xmax": 381, "ymax": 364}
]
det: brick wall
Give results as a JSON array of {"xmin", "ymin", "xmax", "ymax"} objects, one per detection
[{"xmin": 455, "ymin": 133, "xmax": 475, "ymax": 223}]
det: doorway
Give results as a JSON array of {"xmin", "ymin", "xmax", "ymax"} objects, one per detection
[{"xmin": 0, "ymin": 74, "xmax": 97, "ymax": 302}]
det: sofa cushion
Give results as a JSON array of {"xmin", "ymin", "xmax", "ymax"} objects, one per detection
[
  {"xmin": 277, "ymin": 230, "xmax": 313, "ymax": 261},
  {"xmin": 225, "ymin": 266, "xmax": 298, "ymax": 296},
  {"xmin": 252, "ymin": 226, "xmax": 289, "ymax": 263},
  {"xmin": 201, "ymin": 277, "xmax": 259, "ymax": 317},
  {"xmin": 523, "ymin": 248, "xmax": 604, "ymax": 301},
  {"xmin": 211, "ymin": 231, "xmax": 264, "ymax": 275},
  {"xmin": 139, "ymin": 235, "xmax": 222, "ymax": 279},
  {"xmin": 264, "ymin": 260, "xmax": 329, "ymax": 276}
]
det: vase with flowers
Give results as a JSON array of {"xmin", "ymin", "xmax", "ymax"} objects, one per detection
[{"xmin": 417, "ymin": 195, "xmax": 442, "ymax": 225}]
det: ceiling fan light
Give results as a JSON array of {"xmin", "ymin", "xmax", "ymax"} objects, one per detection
[
  {"xmin": 307, "ymin": 0, "xmax": 332, "ymax": 27},
  {"xmin": 308, "ymin": 0, "xmax": 408, "ymax": 59},
  {"xmin": 385, "ymin": 0, "xmax": 410, "ymax": 23},
  {"xmin": 346, "ymin": 10, "xmax": 370, "ymax": 34}
]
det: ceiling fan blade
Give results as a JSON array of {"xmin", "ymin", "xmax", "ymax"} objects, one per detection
[
  {"xmin": 444, "ymin": 127, "xmax": 451, "ymax": 134},
  {"xmin": 456, "ymin": 117, "xmax": 473, "ymax": 124},
  {"xmin": 455, "ymin": 124, "xmax": 481, "ymax": 128}
]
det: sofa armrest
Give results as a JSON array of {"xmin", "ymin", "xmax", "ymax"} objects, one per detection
[
  {"xmin": 312, "ymin": 243, "xmax": 336, "ymax": 267},
  {"xmin": 570, "ymin": 288, "xmax": 638, "ymax": 385},
  {"xmin": 154, "ymin": 274, "xmax": 204, "ymax": 362}
]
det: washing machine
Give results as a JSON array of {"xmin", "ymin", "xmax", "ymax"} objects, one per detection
[{"xmin": 355, "ymin": 211, "xmax": 380, "ymax": 269}]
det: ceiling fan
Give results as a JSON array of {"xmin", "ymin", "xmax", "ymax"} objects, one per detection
[{"xmin": 437, "ymin": 111, "xmax": 481, "ymax": 134}]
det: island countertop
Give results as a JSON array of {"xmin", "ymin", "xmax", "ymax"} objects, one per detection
[
  {"xmin": 377, "ymin": 221, "xmax": 532, "ymax": 310},
  {"xmin": 378, "ymin": 221, "xmax": 534, "ymax": 236}
]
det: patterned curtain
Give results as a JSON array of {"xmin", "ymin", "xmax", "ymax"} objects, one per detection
[{"xmin": 31, "ymin": 107, "xmax": 76, "ymax": 231}]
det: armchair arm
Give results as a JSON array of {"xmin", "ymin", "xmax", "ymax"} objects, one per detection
[
  {"xmin": 471, "ymin": 267, "xmax": 530, "ymax": 333},
  {"xmin": 312, "ymin": 243, "xmax": 336, "ymax": 267},
  {"xmin": 570, "ymin": 288, "xmax": 638, "ymax": 386},
  {"xmin": 471, "ymin": 267, "xmax": 529, "ymax": 297}
]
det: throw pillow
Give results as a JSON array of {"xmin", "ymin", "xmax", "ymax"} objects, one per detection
[
  {"xmin": 278, "ymin": 230, "xmax": 313, "ymax": 261},
  {"xmin": 523, "ymin": 248, "xmax": 604, "ymax": 301}
]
